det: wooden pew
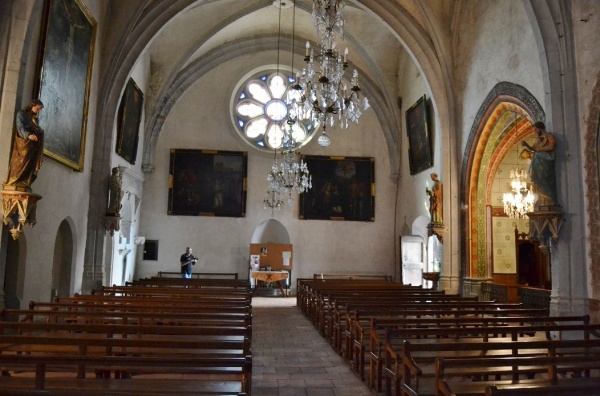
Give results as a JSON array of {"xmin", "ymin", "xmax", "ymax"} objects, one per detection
[
  {"xmin": 435, "ymin": 355, "xmax": 600, "ymax": 396},
  {"xmin": 486, "ymin": 381, "xmax": 600, "ymax": 396},
  {"xmin": 333, "ymin": 301, "xmax": 528, "ymax": 359},
  {"xmin": 156, "ymin": 271, "xmax": 240, "ymax": 279},
  {"xmin": 0, "ymin": 354, "xmax": 250, "ymax": 395},
  {"xmin": 378, "ymin": 322, "xmax": 600, "ymax": 395},
  {"xmin": 362, "ymin": 314, "xmax": 588, "ymax": 392},
  {"xmin": 3, "ymin": 308, "xmax": 251, "ymax": 329}
]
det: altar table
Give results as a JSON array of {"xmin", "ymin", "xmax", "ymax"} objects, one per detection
[{"xmin": 251, "ymin": 270, "xmax": 288, "ymax": 297}]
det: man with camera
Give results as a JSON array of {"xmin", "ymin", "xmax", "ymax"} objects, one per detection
[{"xmin": 180, "ymin": 247, "xmax": 198, "ymax": 279}]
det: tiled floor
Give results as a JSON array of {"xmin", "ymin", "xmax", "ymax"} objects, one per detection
[{"xmin": 251, "ymin": 297, "xmax": 373, "ymax": 395}]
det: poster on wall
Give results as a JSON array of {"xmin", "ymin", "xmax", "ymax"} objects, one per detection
[
  {"xmin": 168, "ymin": 149, "xmax": 247, "ymax": 217},
  {"xmin": 36, "ymin": 0, "xmax": 97, "ymax": 171}
]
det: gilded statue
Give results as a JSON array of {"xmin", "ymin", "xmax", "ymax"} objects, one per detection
[
  {"xmin": 5, "ymin": 99, "xmax": 45, "ymax": 191},
  {"xmin": 426, "ymin": 172, "xmax": 443, "ymax": 224}
]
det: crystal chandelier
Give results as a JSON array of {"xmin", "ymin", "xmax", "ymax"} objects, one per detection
[
  {"xmin": 264, "ymin": 0, "xmax": 312, "ymax": 214},
  {"xmin": 289, "ymin": 0, "xmax": 370, "ymax": 147},
  {"xmin": 502, "ymin": 115, "xmax": 536, "ymax": 218},
  {"xmin": 265, "ymin": 139, "xmax": 312, "ymax": 209},
  {"xmin": 503, "ymin": 166, "xmax": 535, "ymax": 218}
]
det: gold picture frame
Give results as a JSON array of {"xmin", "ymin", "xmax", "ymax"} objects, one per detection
[{"xmin": 35, "ymin": 0, "xmax": 97, "ymax": 171}]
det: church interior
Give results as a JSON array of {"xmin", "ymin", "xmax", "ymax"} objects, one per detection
[{"xmin": 2, "ymin": 0, "xmax": 600, "ymax": 394}]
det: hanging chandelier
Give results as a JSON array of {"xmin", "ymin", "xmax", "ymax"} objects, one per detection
[
  {"xmin": 289, "ymin": 0, "xmax": 370, "ymax": 147},
  {"xmin": 503, "ymin": 166, "xmax": 535, "ymax": 218},
  {"xmin": 266, "ymin": 140, "xmax": 312, "ymax": 208},
  {"xmin": 264, "ymin": 1, "xmax": 312, "ymax": 213},
  {"xmin": 502, "ymin": 116, "xmax": 535, "ymax": 219}
]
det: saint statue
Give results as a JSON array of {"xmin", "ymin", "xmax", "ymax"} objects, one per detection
[
  {"xmin": 107, "ymin": 167, "xmax": 123, "ymax": 216},
  {"xmin": 426, "ymin": 172, "xmax": 443, "ymax": 224},
  {"xmin": 521, "ymin": 121, "xmax": 557, "ymax": 207},
  {"xmin": 5, "ymin": 99, "xmax": 45, "ymax": 191}
]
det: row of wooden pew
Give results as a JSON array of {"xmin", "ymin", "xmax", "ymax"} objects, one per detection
[
  {"xmin": 296, "ymin": 276, "xmax": 600, "ymax": 395},
  {"xmin": 0, "ymin": 275, "xmax": 253, "ymax": 395}
]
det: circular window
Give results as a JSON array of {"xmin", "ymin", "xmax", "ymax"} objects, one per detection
[{"xmin": 231, "ymin": 68, "xmax": 319, "ymax": 151}]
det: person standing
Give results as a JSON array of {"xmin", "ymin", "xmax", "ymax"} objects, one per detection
[
  {"xmin": 5, "ymin": 99, "xmax": 45, "ymax": 191},
  {"xmin": 180, "ymin": 247, "xmax": 198, "ymax": 279}
]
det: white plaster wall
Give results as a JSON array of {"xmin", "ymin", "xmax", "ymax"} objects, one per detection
[
  {"xmin": 397, "ymin": 54, "xmax": 441, "ymax": 228},
  {"xmin": 106, "ymin": 49, "xmax": 150, "ymax": 286},
  {"xmin": 136, "ymin": 55, "xmax": 397, "ymax": 284},
  {"xmin": 17, "ymin": 0, "xmax": 105, "ymax": 304},
  {"xmin": 455, "ymin": 0, "xmax": 545, "ymax": 154}
]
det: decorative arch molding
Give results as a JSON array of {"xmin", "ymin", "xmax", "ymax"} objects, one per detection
[
  {"xmin": 584, "ymin": 71, "xmax": 600, "ymax": 320},
  {"xmin": 141, "ymin": 35, "xmax": 395, "ymax": 176},
  {"xmin": 461, "ymin": 82, "xmax": 544, "ymax": 279},
  {"xmin": 83, "ymin": 0, "xmax": 456, "ymax": 291}
]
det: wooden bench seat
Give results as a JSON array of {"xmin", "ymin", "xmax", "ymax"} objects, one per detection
[
  {"xmin": 0, "ymin": 354, "xmax": 250, "ymax": 395},
  {"xmin": 436, "ymin": 355, "xmax": 600, "ymax": 396},
  {"xmin": 42, "ymin": 299, "xmax": 252, "ymax": 314},
  {"xmin": 332, "ymin": 301, "xmax": 530, "ymax": 359},
  {"xmin": 154, "ymin": 271, "xmax": 240, "ymax": 279},
  {"xmin": 485, "ymin": 380, "xmax": 600, "ymax": 395},
  {"xmin": 370, "ymin": 324, "xmax": 600, "ymax": 389},
  {"xmin": 94, "ymin": 285, "xmax": 251, "ymax": 296},
  {"xmin": 3, "ymin": 308, "xmax": 252, "ymax": 329},
  {"xmin": 361, "ymin": 314, "xmax": 589, "ymax": 391},
  {"xmin": 393, "ymin": 338, "xmax": 600, "ymax": 396}
]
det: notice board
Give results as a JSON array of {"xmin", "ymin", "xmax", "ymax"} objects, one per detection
[{"xmin": 249, "ymin": 243, "xmax": 293, "ymax": 271}]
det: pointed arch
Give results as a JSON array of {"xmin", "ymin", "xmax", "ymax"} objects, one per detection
[
  {"xmin": 462, "ymin": 82, "xmax": 544, "ymax": 279},
  {"xmin": 52, "ymin": 218, "xmax": 76, "ymax": 298},
  {"xmin": 584, "ymin": 71, "xmax": 600, "ymax": 322}
]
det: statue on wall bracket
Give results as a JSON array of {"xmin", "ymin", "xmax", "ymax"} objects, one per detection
[
  {"xmin": 522, "ymin": 121, "xmax": 563, "ymax": 252},
  {"xmin": 426, "ymin": 172, "xmax": 444, "ymax": 243},
  {"xmin": 103, "ymin": 166, "xmax": 124, "ymax": 236},
  {"xmin": 1, "ymin": 99, "xmax": 46, "ymax": 239}
]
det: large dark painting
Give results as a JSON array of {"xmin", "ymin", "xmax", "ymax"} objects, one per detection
[
  {"xmin": 406, "ymin": 95, "xmax": 433, "ymax": 175},
  {"xmin": 36, "ymin": 0, "xmax": 96, "ymax": 171},
  {"xmin": 168, "ymin": 150, "xmax": 247, "ymax": 217},
  {"xmin": 116, "ymin": 78, "xmax": 144, "ymax": 164},
  {"xmin": 299, "ymin": 155, "xmax": 375, "ymax": 221}
]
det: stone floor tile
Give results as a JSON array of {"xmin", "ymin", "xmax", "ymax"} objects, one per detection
[{"xmin": 252, "ymin": 297, "xmax": 372, "ymax": 395}]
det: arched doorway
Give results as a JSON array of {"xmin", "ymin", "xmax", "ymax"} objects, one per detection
[
  {"xmin": 51, "ymin": 220, "xmax": 74, "ymax": 299},
  {"xmin": 250, "ymin": 219, "xmax": 292, "ymax": 295}
]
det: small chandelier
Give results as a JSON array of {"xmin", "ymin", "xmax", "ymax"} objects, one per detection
[
  {"xmin": 290, "ymin": 0, "xmax": 370, "ymax": 147},
  {"xmin": 264, "ymin": 0, "xmax": 312, "ymax": 214},
  {"xmin": 503, "ymin": 158, "xmax": 535, "ymax": 218},
  {"xmin": 266, "ymin": 139, "xmax": 312, "ymax": 207}
]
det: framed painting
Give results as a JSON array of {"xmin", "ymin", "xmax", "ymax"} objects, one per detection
[
  {"xmin": 168, "ymin": 149, "xmax": 247, "ymax": 217},
  {"xmin": 116, "ymin": 78, "xmax": 144, "ymax": 164},
  {"xmin": 299, "ymin": 155, "xmax": 375, "ymax": 221},
  {"xmin": 35, "ymin": 0, "xmax": 97, "ymax": 171},
  {"xmin": 406, "ymin": 94, "xmax": 433, "ymax": 175}
]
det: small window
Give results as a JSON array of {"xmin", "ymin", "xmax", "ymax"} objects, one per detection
[{"xmin": 143, "ymin": 240, "xmax": 158, "ymax": 261}]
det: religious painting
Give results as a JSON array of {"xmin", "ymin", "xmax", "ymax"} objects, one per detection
[
  {"xmin": 299, "ymin": 155, "xmax": 375, "ymax": 221},
  {"xmin": 116, "ymin": 78, "xmax": 144, "ymax": 164},
  {"xmin": 406, "ymin": 95, "xmax": 433, "ymax": 175},
  {"xmin": 168, "ymin": 149, "xmax": 247, "ymax": 217},
  {"xmin": 36, "ymin": 0, "xmax": 97, "ymax": 171}
]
